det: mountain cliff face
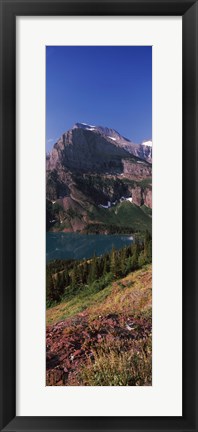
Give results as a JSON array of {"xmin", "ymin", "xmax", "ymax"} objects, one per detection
[{"xmin": 46, "ymin": 123, "xmax": 152, "ymax": 233}]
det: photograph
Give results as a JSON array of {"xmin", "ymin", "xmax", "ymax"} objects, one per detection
[{"xmin": 46, "ymin": 46, "xmax": 152, "ymax": 386}]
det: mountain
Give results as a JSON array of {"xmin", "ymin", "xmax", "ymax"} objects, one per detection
[
  {"xmin": 46, "ymin": 123, "xmax": 152, "ymax": 233},
  {"xmin": 73, "ymin": 123, "xmax": 152, "ymax": 163}
]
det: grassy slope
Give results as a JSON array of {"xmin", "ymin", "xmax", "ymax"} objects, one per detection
[
  {"xmin": 47, "ymin": 264, "xmax": 152, "ymax": 325},
  {"xmin": 46, "ymin": 265, "xmax": 152, "ymax": 386},
  {"xmin": 87, "ymin": 201, "xmax": 152, "ymax": 232},
  {"xmin": 141, "ymin": 204, "xmax": 152, "ymax": 217},
  {"xmin": 110, "ymin": 201, "xmax": 152, "ymax": 231}
]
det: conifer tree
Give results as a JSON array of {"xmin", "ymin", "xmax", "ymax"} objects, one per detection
[
  {"xmin": 144, "ymin": 230, "xmax": 152, "ymax": 263},
  {"xmin": 138, "ymin": 250, "xmax": 145, "ymax": 268},
  {"xmin": 64, "ymin": 270, "xmax": 70, "ymax": 287},
  {"xmin": 46, "ymin": 273, "xmax": 54, "ymax": 304},
  {"xmin": 54, "ymin": 273, "xmax": 64, "ymax": 300},
  {"xmin": 71, "ymin": 262, "xmax": 78, "ymax": 290},
  {"xmin": 120, "ymin": 247, "xmax": 127, "ymax": 276},
  {"xmin": 83, "ymin": 261, "xmax": 89, "ymax": 284},
  {"xmin": 103, "ymin": 255, "xmax": 107, "ymax": 276},
  {"xmin": 88, "ymin": 254, "xmax": 98, "ymax": 284},
  {"xmin": 131, "ymin": 243, "xmax": 139, "ymax": 270},
  {"xmin": 110, "ymin": 246, "xmax": 116, "ymax": 276}
]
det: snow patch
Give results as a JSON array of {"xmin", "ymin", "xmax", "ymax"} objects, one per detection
[
  {"xmin": 81, "ymin": 123, "xmax": 96, "ymax": 128},
  {"xmin": 142, "ymin": 140, "xmax": 152, "ymax": 147},
  {"xmin": 107, "ymin": 136, "xmax": 116, "ymax": 141}
]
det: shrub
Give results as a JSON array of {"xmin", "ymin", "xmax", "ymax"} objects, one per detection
[{"xmin": 70, "ymin": 336, "xmax": 152, "ymax": 386}]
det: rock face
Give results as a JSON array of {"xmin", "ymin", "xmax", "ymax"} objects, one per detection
[
  {"xmin": 47, "ymin": 125, "xmax": 152, "ymax": 174},
  {"xmin": 131, "ymin": 186, "xmax": 143, "ymax": 206},
  {"xmin": 143, "ymin": 188, "xmax": 152, "ymax": 208},
  {"xmin": 46, "ymin": 123, "xmax": 152, "ymax": 232},
  {"xmin": 72, "ymin": 123, "xmax": 152, "ymax": 163}
]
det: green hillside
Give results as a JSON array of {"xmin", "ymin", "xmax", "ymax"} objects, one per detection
[{"xmin": 46, "ymin": 264, "xmax": 152, "ymax": 386}]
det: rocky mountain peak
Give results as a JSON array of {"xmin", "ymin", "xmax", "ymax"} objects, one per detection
[
  {"xmin": 46, "ymin": 122, "xmax": 152, "ymax": 174},
  {"xmin": 71, "ymin": 123, "xmax": 152, "ymax": 161},
  {"xmin": 72, "ymin": 122, "xmax": 131, "ymax": 143},
  {"xmin": 72, "ymin": 122, "xmax": 97, "ymax": 131}
]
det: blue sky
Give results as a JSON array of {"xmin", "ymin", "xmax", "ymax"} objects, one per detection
[{"xmin": 46, "ymin": 46, "xmax": 152, "ymax": 151}]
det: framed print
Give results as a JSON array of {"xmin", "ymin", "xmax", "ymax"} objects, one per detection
[{"xmin": 0, "ymin": 0, "xmax": 197, "ymax": 431}]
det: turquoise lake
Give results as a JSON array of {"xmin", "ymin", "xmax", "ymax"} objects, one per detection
[{"xmin": 46, "ymin": 232, "xmax": 134, "ymax": 262}]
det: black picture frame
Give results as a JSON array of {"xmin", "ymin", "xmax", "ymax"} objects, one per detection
[{"xmin": 0, "ymin": 0, "xmax": 197, "ymax": 431}]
